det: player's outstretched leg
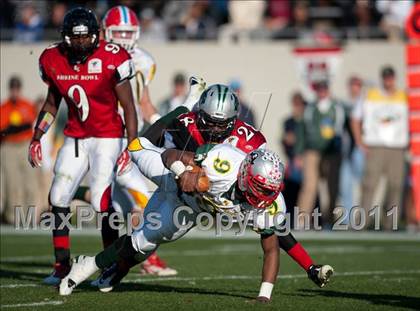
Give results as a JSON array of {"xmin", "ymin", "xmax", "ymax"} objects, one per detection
[
  {"xmin": 307, "ymin": 265, "xmax": 334, "ymax": 288},
  {"xmin": 59, "ymin": 255, "xmax": 99, "ymax": 296},
  {"xmin": 277, "ymin": 232, "xmax": 334, "ymax": 287},
  {"xmin": 60, "ymin": 233, "xmax": 144, "ymax": 295},
  {"xmin": 140, "ymin": 252, "xmax": 178, "ymax": 276},
  {"xmin": 115, "ymin": 165, "xmax": 178, "ymax": 277}
]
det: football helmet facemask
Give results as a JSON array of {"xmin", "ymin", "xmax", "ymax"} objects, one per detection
[
  {"xmin": 197, "ymin": 84, "xmax": 239, "ymax": 143},
  {"xmin": 103, "ymin": 5, "xmax": 140, "ymax": 51},
  {"xmin": 61, "ymin": 7, "xmax": 99, "ymax": 64},
  {"xmin": 238, "ymin": 149, "xmax": 284, "ymax": 209}
]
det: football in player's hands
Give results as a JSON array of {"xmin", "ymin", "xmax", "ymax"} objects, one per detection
[{"xmin": 178, "ymin": 165, "xmax": 209, "ymax": 193}]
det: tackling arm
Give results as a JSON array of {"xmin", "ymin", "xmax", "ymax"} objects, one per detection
[
  {"xmin": 161, "ymin": 149, "xmax": 209, "ymax": 193},
  {"xmin": 116, "ymin": 80, "xmax": 138, "ymax": 144},
  {"xmin": 258, "ymin": 233, "xmax": 279, "ymax": 302},
  {"xmin": 161, "ymin": 149, "xmax": 196, "ymax": 169}
]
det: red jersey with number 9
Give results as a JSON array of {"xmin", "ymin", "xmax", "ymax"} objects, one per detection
[{"xmin": 39, "ymin": 40, "xmax": 134, "ymax": 138}]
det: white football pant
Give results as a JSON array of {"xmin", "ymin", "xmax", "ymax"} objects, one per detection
[{"xmin": 49, "ymin": 137, "xmax": 121, "ymax": 212}]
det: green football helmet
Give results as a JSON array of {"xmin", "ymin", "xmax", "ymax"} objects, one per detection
[{"xmin": 197, "ymin": 84, "xmax": 239, "ymax": 143}]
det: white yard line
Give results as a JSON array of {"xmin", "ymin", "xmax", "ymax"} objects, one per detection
[
  {"xmin": 126, "ymin": 269, "xmax": 420, "ymax": 283},
  {"xmin": 1, "ymin": 225, "xmax": 419, "ymax": 241},
  {"xmin": 2, "ymin": 244, "xmax": 419, "ymax": 263},
  {"xmin": 1, "ymin": 269, "xmax": 420, "ymax": 291},
  {"xmin": 0, "ymin": 284, "xmax": 38, "ymax": 288},
  {"xmin": 0, "ymin": 301, "xmax": 63, "ymax": 308}
]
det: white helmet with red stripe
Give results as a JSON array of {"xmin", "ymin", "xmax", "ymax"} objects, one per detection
[
  {"xmin": 238, "ymin": 149, "xmax": 284, "ymax": 209},
  {"xmin": 103, "ymin": 5, "xmax": 140, "ymax": 51}
]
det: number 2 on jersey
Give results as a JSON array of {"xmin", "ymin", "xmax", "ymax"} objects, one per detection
[
  {"xmin": 237, "ymin": 126, "xmax": 255, "ymax": 141},
  {"xmin": 68, "ymin": 84, "xmax": 89, "ymax": 122}
]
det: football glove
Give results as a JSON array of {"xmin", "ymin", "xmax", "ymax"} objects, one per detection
[
  {"xmin": 116, "ymin": 149, "xmax": 132, "ymax": 176},
  {"xmin": 28, "ymin": 139, "xmax": 42, "ymax": 168}
]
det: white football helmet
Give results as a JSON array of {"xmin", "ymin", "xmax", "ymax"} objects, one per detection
[{"xmin": 238, "ymin": 149, "xmax": 284, "ymax": 209}]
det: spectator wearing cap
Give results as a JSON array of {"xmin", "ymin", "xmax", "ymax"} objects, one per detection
[
  {"xmin": 229, "ymin": 79, "xmax": 256, "ymax": 127},
  {"xmin": 281, "ymin": 92, "xmax": 307, "ymax": 222},
  {"xmin": 0, "ymin": 76, "xmax": 37, "ymax": 224},
  {"xmin": 352, "ymin": 66, "xmax": 408, "ymax": 230},
  {"xmin": 339, "ymin": 76, "xmax": 365, "ymax": 224},
  {"xmin": 295, "ymin": 80, "xmax": 346, "ymax": 228},
  {"xmin": 158, "ymin": 72, "xmax": 187, "ymax": 116}
]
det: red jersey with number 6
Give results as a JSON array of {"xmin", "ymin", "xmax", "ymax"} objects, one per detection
[{"xmin": 39, "ymin": 40, "xmax": 134, "ymax": 138}]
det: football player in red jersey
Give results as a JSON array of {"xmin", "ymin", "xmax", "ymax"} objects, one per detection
[
  {"xmin": 87, "ymin": 83, "xmax": 328, "ymax": 291},
  {"xmin": 72, "ymin": 5, "xmax": 178, "ymax": 277},
  {"xmin": 28, "ymin": 7, "xmax": 138, "ymax": 285}
]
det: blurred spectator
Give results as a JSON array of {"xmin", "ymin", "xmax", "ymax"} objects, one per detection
[
  {"xmin": 0, "ymin": 0, "xmax": 412, "ymax": 42},
  {"xmin": 281, "ymin": 92, "xmax": 307, "ymax": 219},
  {"xmin": 139, "ymin": 8, "xmax": 168, "ymax": 43},
  {"xmin": 343, "ymin": 0, "xmax": 385, "ymax": 39},
  {"xmin": 274, "ymin": 1, "xmax": 312, "ymax": 40},
  {"xmin": 295, "ymin": 80, "xmax": 346, "ymax": 228},
  {"xmin": 13, "ymin": 2, "xmax": 43, "ymax": 42},
  {"xmin": 162, "ymin": 1, "xmax": 195, "ymax": 40},
  {"xmin": 158, "ymin": 72, "xmax": 187, "ymax": 115},
  {"xmin": 339, "ymin": 75, "xmax": 365, "ymax": 224},
  {"xmin": 44, "ymin": 2, "xmax": 67, "ymax": 40},
  {"xmin": 0, "ymin": 0, "xmax": 16, "ymax": 29},
  {"xmin": 177, "ymin": 1, "xmax": 216, "ymax": 40},
  {"xmin": 0, "ymin": 76, "xmax": 37, "ymax": 224},
  {"xmin": 45, "ymin": 2, "xmax": 67, "ymax": 28},
  {"xmin": 310, "ymin": 0, "xmax": 343, "ymax": 30},
  {"xmin": 208, "ymin": 0, "xmax": 229, "ymax": 26},
  {"xmin": 228, "ymin": 79, "xmax": 256, "ymax": 127},
  {"xmin": 228, "ymin": 0, "xmax": 266, "ymax": 30},
  {"xmin": 219, "ymin": 0, "xmax": 266, "ymax": 42},
  {"xmin": 376, "ymin": 0, "xmax": 413, "ymax": 41},
  {"xmin": 265, "ymin": 0, "xmax": 291, "ymax": 32},
  {"xmin": 352, "ymin": 66, "xmax": 408, "ymax": 230}
]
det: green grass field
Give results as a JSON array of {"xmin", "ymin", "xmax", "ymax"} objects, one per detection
[{"xmin": 1, "ymin": 232, "xmax": 420, "ymax": 310}]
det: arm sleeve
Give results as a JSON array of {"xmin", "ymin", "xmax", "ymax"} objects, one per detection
[
  {"xmin": 39, "ymin": 57, "xmax": 52, "ymax": 86},
  {"xmin": 142, "ymin": 106, "xmax": 189, "ymax": 146},
  {"xmin": 115, "ymin": 59, "xmax": 135, "ymax": 84},
  {"xmin": 167, "ymin": 118, "xmax": 200, "ymax": 152}
]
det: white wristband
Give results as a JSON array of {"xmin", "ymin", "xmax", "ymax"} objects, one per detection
[
  {"xmin": 149, "ymin": 113, "xmax": 161, "ymax": 125},
  {"xmin": 170, "ymin": 161, "xmax": 186, "ymax": 178},
  {"xmin": 258, "ymin": 282, "xmax": 274, "ymax": 299}
]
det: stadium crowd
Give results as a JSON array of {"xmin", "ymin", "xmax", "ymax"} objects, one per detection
[{"xmin": 0, "ymin": 0, "xmax": 415, "ymax": 42}]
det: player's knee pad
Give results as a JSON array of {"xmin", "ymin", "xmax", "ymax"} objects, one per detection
[
  {"xmin": 49, "ymin": 185, "xmax": 72, "ymax": 207},
  {"xmin": 131, "ymin": 230, "xmax": 157, "ymax": 254},
  {"xmin": 91, "ymin": 185, "xmax": 112, "ymax": 212}
]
